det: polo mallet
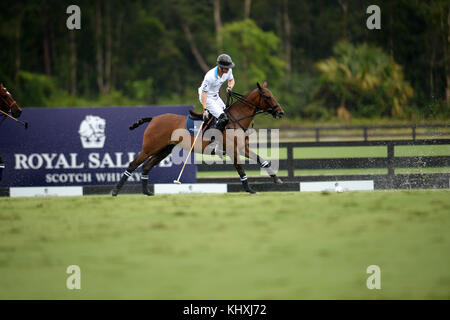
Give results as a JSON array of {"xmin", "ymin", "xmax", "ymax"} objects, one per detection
[
  {"xmin": 173, "ymin": 121, "xmax": 204, "ymax": 184},
  {"xmin": 0, "ymin": 109, "xmax": 28, "ymax": 129}
]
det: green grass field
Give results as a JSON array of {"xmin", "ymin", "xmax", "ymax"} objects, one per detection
[{"xmin": 1, "ymin": 190, "xmax": 449, "ymax": 299}]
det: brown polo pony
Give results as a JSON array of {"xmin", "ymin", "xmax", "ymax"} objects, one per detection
[
  {"xmin": 112, "ymin": 82, "xmax": 285, "ymax": 196},
  {"xmin": 0, "ymin": 83, "xmax": 23, "ymax": 121},
  {"xmin": 0, "ymin": 83, "xmax": 24, "ymax": 171}
]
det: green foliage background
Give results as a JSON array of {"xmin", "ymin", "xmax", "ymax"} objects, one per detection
[{"xmin": 0, "ymin": 0, "xmax": 449, "ymax": 120}]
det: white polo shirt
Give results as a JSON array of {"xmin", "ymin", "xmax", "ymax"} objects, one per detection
[{"xmin": 198, "ymin": 66, "xmax": 234, "ymax": 98}]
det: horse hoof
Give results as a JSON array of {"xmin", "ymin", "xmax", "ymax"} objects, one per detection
[
  {"xmin": 111, "ymin": 189, "xmax": 119, "ymax": 197},
  {"xmin": 274, "ymin": 177, "xmax": 283, "ymax": 184},
  {"xmin": 246, "ymin": 188, "xmax": 257, "ymax": 194},
  {"xmin": 143, "ymin": 191, "xmax": 154, "ymax": 196}
]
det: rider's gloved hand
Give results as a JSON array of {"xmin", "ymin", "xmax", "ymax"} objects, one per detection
[
  {"xmin": 227, "ymin": 86, "xmax": 232, "ymax": 93},
  {"xmin": 202, "ymin": 109, "xmax": 209, "ymax": 121}
]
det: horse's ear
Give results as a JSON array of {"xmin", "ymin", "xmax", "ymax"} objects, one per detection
[
  {"xmin": 256, "ymin": 82, "xmax": 262, "ymax": 91},
  {"xmin": 263, "ymin": 81, "xmax": 268, "ymax": 88}
]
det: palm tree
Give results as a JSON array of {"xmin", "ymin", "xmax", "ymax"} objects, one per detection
[{"xmin": 315, "ymin": 41, "xmax": 413, "ymax": 118}]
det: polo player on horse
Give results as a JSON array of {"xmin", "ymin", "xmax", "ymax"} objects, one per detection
[{"xmin": 199, "ymin": 54, "xmax": 235, "ymax": 153}]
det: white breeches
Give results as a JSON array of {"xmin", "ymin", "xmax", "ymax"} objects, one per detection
[{"xmin": 199, "ymin": 94, "xmax": 225, "ymax": 118}]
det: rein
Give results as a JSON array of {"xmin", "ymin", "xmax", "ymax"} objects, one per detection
[{"xmin": 224, "ymin": 91, "xmax": 279, "ymax": 130}]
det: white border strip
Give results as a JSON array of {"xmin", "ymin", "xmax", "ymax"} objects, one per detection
[
  {"xmin": 10, "ymin": 186, "xmax": 83, "ymax": 197},
  {"xmin": 300, "ymin": 180, "xmax": 374, "ymax": 192},
  {"xmin": 154, "ymin": 183, "xmax": 227, "ymax": 194}
]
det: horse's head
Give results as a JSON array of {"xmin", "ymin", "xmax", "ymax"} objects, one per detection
[
  {"xmin": 0, "ymin": 83, "xmax": 22, "ymax": 118},
  {"xmin": 256, "ymin": 81, "xmax": 285, "ymax": 119}
]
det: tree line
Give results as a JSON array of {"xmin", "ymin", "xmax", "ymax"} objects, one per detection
[{"xmin": 0, "ymin": 0, "xmax": 448, "ymax": 120}]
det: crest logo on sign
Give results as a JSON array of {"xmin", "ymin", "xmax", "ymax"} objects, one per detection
[{"xmin": 78, "ymin": 115, "xmax": 106, "ymax": 148}]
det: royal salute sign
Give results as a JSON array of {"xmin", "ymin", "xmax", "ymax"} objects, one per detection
[{"xmin": 0, "ymin": 106, "xmax": 196, "ymax": 187}]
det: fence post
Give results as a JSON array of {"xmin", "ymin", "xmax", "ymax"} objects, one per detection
[
  {"xmin": 387, "ymin": 142, "xmax": 395, "ymax": 187},
  {"xmin": 363, "ymin": 127, "xmax": 368, "ymax": 141},
  {"xmin": 287, "ymin": 144, "xmax": 294, "ymax": 179},
  {"xmin": 315, "ymin": 128, "xmax": 320, "ymax": 142},
  {"xmin": 412, "ymin": 126, "xmax": 416, "ymax": 141}
]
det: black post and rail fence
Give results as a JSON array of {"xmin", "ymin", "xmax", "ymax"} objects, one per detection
[
  {"xmin": 197, "ymin": 139, "xmax": 450, "ymax": 190},
  {"xmin": 274, "ymin": 124, "xmax": 449, "ymax": 142}
]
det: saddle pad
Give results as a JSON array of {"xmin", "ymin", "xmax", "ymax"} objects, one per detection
[{"xmin": 185, "ymin": 116, "xmax": 203, "ymax": 137}]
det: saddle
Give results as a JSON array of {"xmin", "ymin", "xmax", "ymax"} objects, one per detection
[
  {"xmin": 188, "ymin": 109, "xmax": 203, "ymax": 120},
  {"xmin": 186, "ymin": 109, "xmax": 216, "ymax": 136}
]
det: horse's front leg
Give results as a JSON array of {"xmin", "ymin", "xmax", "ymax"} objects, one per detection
[
  {"xmin": 228, "ymin": 142, "xmax": 256, "ymax": 194},
  {"xmin": 233, "ymin": 161, "xmax": 256, "ymax": 194},
  {"xmin": 244, "ymin": 139, "xmax": 283, "ymax": 184}
]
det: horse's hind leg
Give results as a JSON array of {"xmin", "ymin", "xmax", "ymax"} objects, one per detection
[
  {"xmin": 111, "ymin": 151, "xmax": 150, "ymax": 196},
  {"xmin": 140, "ymin": 144, "xmax": 175, "ymax": 196}
]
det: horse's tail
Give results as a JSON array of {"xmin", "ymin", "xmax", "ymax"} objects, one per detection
[{"xmin": 129, "ymin": 117, "xmax": 153, "ymax": 130}]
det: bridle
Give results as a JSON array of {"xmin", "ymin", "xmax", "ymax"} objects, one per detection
[{"xmin": 224, "ymin": 90, "xmax": 281, "ymax": 130}]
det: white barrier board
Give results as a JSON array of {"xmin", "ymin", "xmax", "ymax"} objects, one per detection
[
  {"xmin": 300, "ymin": 180, "xmax": 374, "ymax": 192},
  {"xmin": 10, "ymin": 186, "xmax": 83, "ymax": 197},
  {"xmin": 154, "ymin": 184, "xmax": 227, "ymax": 194}
]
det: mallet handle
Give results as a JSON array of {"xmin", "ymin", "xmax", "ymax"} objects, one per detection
[
  {"xmin": 174, "ymin": 121, "xmax": 204, "ymax": 183},
  {"xmin": 0, "ymin": 108, "xmax": 28, "ymax": 129}
]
